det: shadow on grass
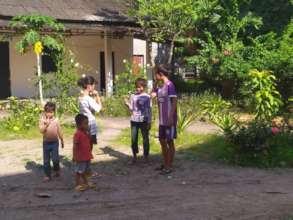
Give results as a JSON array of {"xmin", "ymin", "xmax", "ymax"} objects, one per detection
[{"xmin": 100, "ymin": 146, "xmax": 129, "ymax": 160}]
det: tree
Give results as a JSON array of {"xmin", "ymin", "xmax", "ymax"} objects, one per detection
[
  {"xmin": 128, "ymin": 0, "xmax": 203, "ymax": 65},
  {"xmin": 8, "ymin": 15, "xmax": 64, "ymax": 105},
  {"xmin": 185, "ymin": 0, "xmax": 262, "ymax": 97}
]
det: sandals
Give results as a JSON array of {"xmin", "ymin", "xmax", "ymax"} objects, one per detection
[
  {"xmin": 160, "ymin": 169, "xmax": 172, "ymax": 175},
  {"xmin": 75, "ymin": 182, "xmax": 96, "ymax": 191},
  {"xmin": 86, "ymin": 171, "xmax": 99, "ymax": 178},
  {"xmin": 42, "ymin": 176, "xmax": 51, "ymax": 182},
  {"xmin": 154, "ymin": 165, "xmax": 164, "ymax": 171},
  {"xmin": 87, "ymin": 182, "xmax": 96, "ymax": 189},
  {"xmin": 75, "ymin": 184, "xmax": 88, "ymax": 192}
]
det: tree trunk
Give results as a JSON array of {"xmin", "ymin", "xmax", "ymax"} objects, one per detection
[
  {"xmin": 167, "ymin": 39, "xmax": 175, "ymax": 65},
  {"xmin": 146, "ymin": 37, "xmax": 153, "ymax": 67},
  {"xmin": 146, "ymin": 37, "xmax": 154, "ymax": 92},
  {"xmin": 37, "ymin": 53, "xmax": 44, "ymax": 105}
]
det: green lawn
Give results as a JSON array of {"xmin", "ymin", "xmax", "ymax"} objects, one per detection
[
  {"xmin": 0, "ymin": 124, "xmax": 76, "ymax": 141},
  {"xmin": 114, "ymin": 127, "xmax": 293, "ymax": 168}
]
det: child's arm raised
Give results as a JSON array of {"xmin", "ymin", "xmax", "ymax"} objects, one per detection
[
  {"xmin": 88, "ymin": 90, "xmax": 102, "ymax": 113},
  {"xmin": 39, "ymin": 116, "xmax": 50, "ymax": 134},
  {"xmin": 91, "ymin": 90, "xmax": 103, "ymax": 110}
]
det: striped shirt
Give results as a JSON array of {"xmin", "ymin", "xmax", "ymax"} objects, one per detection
[
  {"xmin": 78, "ymin": 95, "xmax": 101, "ymax": 136},
  {"xmin": 129, "ymin": 93, "xmax": 152, "ymax": 123},
  {"xmin": 156, "ymin": 80, "xmax": 177, "ymax": 126}
]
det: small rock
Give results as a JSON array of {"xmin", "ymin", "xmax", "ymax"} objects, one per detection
[
  {"xmin": 182, "ymin": 181, "xmax": 186, "ymax": 185},
  {"xmin": 167, "ymin": 176, "xmax": 172, "ymax": 179},
  {"xmin": 36, "ymin": 193, "xmax": 51, "ymax": 198}
]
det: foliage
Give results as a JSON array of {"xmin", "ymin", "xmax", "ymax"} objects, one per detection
[
  {"xmin": 177, "ymin": 105, "xmax": 199, "ymax": 135},
  {"xmin": 200, "ymin": 95, "xmax": 232, "ymax": 116},
  {"xmin": 0, "ymin": 97, "xmax": 42, "ymax": 132},
  {"xmin": 170, "ymin": 75, "xmax": 210, "ymax": 94},
  {"xmin": 211, "ymin": 113, "xmax": 238, "ymax": 136},
  {"xmin": 101, "ymin": 96, "xmax": 130, "ymax": 117},
  {"xmin": 181, "ymin": 0, "xmax": 293, "ymax": 102},
  {"xmin": 186, "ymin": 0, "xmax": 262, "ymax": 82},
  {"xmin": 128, "ymin": 0, "xmax": 202, "ymax": 63},
  {"xmin": 200, "ymin": 95, "xmax": 239, "ymax": 136},
  {"xmin": 8, "ymin": 15, "xmax": 64, "ymax": 54},
  {"xmin": 42, "ymin": 50, "xmax": 80, "ymax": 117},
  {"xmin": 0, "ymin": 121, "xmax": 76, "ymax": 141},
  {"xmin": 6, "ymin": 15, "xmax": 65, "ymax": 103},
  {"xmin": 232, "ymin": 121, "xmax": 271, "ymax": 152},
  {"xmin": 115, "ymin": 60, "xmax": 146, "ymax": 96},
  {"xmin": 244, "ymin": 69, "xmax": 283, "ymax": 121}
]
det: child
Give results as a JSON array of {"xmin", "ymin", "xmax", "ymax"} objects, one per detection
[
  {"xmin": 39, "ymin": 102, "xmax": 64, "ymax": 182},
  {"xmin": 125, "ymin": 78, "xmax": 152, "ymax": 164},
  {"xmin": 152, "ymin": 65, "xmax": 177, "ymax": 175},
  {"xmin": 77, "ymin": 75, "xmax": 102, "ymax": 176},
  {"xmin": 73, "ymin": 114, "xmax": 96, "ymax": 191}
]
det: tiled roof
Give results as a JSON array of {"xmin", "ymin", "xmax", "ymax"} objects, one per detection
[{"xmin": 0, "ymin": 0, "xmax": 135, "ymax": 25}]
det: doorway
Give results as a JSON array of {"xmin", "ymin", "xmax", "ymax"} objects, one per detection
[{"xmin": 0, "ymin": 42, "xmax": 11, "ymax": 99}]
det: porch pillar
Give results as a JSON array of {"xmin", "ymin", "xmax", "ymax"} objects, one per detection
[{"xmin": 104, "ymin": 30, "xmax": 113, "ymax": 97}]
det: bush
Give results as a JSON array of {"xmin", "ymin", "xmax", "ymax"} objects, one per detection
[
  {"xmin": 42, "ymin": 50, "xmax": 80, "ymax": 118},
  {"xmin": 170, "ymin": 75, "xmax": 209, "ymax": 94},
  {"xmin": 232, "ymin": 121, "xmax": 271, "ymax": 152},
  {"xmin": 114, "ymin": 60, "xmax": 146, "ymax": 96},
  {"xmin": 243, "ymin": 69, "xmax": 283, "ymax": 121},
  {"xmin": 100, "ymin": 96, "xmax": 130, "ymax": 117},
  {"xmin": 0, "ymin": 97, "xmax": 42, "ymax": 131}
]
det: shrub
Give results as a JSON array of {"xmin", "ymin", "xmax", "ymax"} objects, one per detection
[
  {"xmin": 114, "ymin": 60, "xmax": 146, "ymax": 96},
  {"xmin": 1, "ymin": 97, "xmax": 42, "ymax": 131},
  {"xmin": 232, "ymin": 121, "xmax": 271, "ymax": 152},
  {"xmin": 177, "ymin": 105, "xmax": 199, "ymax": 135},
  {"xmin": 243, "ymin": 69, "xmax": 283, "ymax": 121},
  {"xmin": 101, "ymin": 96, "xmax": 130, "ymax": 117},
  {"xmin": 42, "ymin": 50, "xmax": 80, "ymax": 118}
]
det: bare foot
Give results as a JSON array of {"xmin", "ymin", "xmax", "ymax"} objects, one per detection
[{"xmin": 42, "ymin": 176, "xmax": 51, "ymax": 182}]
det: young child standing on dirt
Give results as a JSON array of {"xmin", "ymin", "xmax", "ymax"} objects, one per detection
[
  {"xmin": 73, "ymin": 114, "xmax": 96, "ymax": 191},
  {"xmin": 77, "ymin": 75, "xmax": 102, "ymax": 176},
  {"xmin": 152, "ymin": 65, "xmax": 177, "ymax": 175},
  {"xmin": 39, "ymin": 102, "xmax": 64, "ymax": 182},
  {"xmin": 125, "ymin": 78, "xmax": 152, "ymax": 164}
]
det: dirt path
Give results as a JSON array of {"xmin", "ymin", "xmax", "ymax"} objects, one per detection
[{"xmin": 0, "ymin": 118, "xmax": 293, "ymax": 220}]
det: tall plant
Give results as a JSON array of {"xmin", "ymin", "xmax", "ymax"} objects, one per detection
[
  {"xmin": 245, "ymin": 69, "xmax": 283, "ymax": 121},
  {"xmin": 8, "ymin": 15, "xmax": 64, "ymax": 105},
  {"xmin": 42, "ymin": 50, "xmax": 80, "ymax": 118},
  {"xmin": 115, "ymin": 60, "xmax": 146, "ymax": 96}
]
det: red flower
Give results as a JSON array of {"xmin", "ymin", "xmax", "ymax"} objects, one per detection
[{"xmin": 271, "ymin": 127, "xmax": 280, "ymax": 135}]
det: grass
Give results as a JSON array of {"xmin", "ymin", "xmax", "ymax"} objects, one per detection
[
  {"xmin": 0, "ymin": 123, "xmax": 76, "ymax": 141},
  {"xmin": 114, "ymin": 127, "xmax": 293, "ymax": 168},
  {"xmin": 113, "ymin": 126, "xmax": 234, "ymax": 159}
]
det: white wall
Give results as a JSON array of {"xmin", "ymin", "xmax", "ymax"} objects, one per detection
[
  {"xmin": 7, "ymin": 35, "xmax": 133, "ymax": 98},
  {"xmin": 10, "ymin": 37, "xmax": 37, "ymax": 98},
  {"xmin": 133, "ymin": 38, "xmax": 158, "ymax": 66}
]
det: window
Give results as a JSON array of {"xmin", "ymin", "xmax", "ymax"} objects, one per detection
[{"xmin": 42, "ymin": 47, "xmax": 58, "ymax": 73}]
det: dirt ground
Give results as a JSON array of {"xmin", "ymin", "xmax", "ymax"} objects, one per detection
[{"xmin": 1, "ymin": 118, "xmax": 293, "ymax": 220}]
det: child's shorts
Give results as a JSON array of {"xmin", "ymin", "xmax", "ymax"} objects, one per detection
[
  {"xmin": 91, "ymin": 135, "xmax": 97, "ymax": 145},
  {"xmin": 159, "ymin": 125, "xmax": 177, "ymax": 141},
  {"xmin": 75, "ymin": 161, "xmax": 90, "ymax": 174}
]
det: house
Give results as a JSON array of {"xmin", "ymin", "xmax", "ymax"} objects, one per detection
[{"xmin": 0, "ymin": 0, "xmax": 153, "ymax": 99}]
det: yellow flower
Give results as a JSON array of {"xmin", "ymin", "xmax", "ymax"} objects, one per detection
[
  {"xmin": 34, "ymin": 41, "xmax": 43, "ymax": 55},
  {"xmin": 13, "ymin": 126, "xmax": 20, "ymax": 131}
]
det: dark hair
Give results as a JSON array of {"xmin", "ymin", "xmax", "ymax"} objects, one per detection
[
  {"xmin": 156, "ymin": 64, "xmax": 171, "ymax": 77},
  {"xmin": 77, "ymin": 75, "xmax": 96, "ymax": 89},
  {"xmin": 135, "ymin": 78, "xmax": 147, "ymax": 88},
  {"xmin": 44, "ymin": 102, "xmax": 56, "ymax": 112},
  {"xmin": 75, "ymin": 114, "xmax": 88, "ymax": 127}
]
